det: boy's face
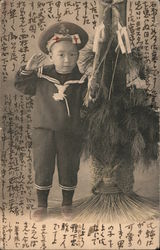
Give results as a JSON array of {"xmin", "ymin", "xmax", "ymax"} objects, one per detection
[{"xmin": 50, "ymin": 40, "xmax": 79, "ymax": 74}]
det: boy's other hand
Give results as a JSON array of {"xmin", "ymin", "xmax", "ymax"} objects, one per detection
[{"xmin": 25, "ymin": 53, "xmax": 46, "ymax": 71}]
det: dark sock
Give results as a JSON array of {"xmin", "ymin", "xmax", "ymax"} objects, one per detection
[
  {"xmin": 62, "ymin": 190, "xmax": 74, "ymax": 206},
  {"xmin": 37, "ymin": 189, "xmax": 49, "ymax": 208}
]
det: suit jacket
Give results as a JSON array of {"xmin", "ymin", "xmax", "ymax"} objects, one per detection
[{"xmin": 14, "ymin": 64, "xmax": 87, "ymax": 132}]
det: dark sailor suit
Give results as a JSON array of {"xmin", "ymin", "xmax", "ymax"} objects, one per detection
[{"xmin": 15, "ymin": 63, "xmax": 88, "ymax": 192}]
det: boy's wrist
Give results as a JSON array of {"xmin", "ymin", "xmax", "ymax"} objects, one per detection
[{"xmin": 20, "ymin": 66, "xmax": 34, "ymax": 76}]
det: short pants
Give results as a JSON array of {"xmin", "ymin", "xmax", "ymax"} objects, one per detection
[{"xmin": 32, "ymin": 128, "xmax": 82, "ymax": 191}]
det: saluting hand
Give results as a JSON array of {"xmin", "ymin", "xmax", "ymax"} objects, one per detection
[{"xmin": 25, "ymin": 53, "xmax": 46, "ymax": 71}]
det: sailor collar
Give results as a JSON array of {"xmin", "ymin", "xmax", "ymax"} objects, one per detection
[
  {"xmin": 37, "ymin": 66, "xmax": 87, "ymax": 86},
  {"xmin": 37, "ymin": 66, "xmax": 87, "ymax": 117}
]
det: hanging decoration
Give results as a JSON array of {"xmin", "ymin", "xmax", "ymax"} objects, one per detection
[{"xmin": 75, "ymin": 0, "xmax": 159, "ymax": 223}]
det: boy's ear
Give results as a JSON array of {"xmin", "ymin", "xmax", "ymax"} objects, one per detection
[{"xmin": 49, "ymin": 52, "xmax": 54, "ymax": 62}]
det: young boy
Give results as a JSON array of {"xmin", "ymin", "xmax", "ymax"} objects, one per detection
[{"xmin": 14, "ymin": 22, "xmax": 88, "ymax": 220}]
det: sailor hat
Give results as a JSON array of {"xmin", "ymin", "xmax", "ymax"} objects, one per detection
[{"xmin": 38, "ymin": 22, "xmax": 88, "ymax": 54}]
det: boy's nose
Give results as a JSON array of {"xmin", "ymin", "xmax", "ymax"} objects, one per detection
[{"xmin": 64, "ymin": 56, "xmax": 69, "ymax": 63}]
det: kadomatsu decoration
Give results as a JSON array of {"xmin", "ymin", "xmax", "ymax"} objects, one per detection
[{"xmin": 75, "ymin": 0, "xmax": 159, "ymax": 223}]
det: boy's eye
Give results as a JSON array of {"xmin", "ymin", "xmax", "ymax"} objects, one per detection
[{"xmin": 70, "ymin": 53, "xmax": 77, "ymax": 56}]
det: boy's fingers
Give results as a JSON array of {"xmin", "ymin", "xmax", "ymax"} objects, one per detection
[
  {"xmin": 31, "ymin": 55, "xmax": 46, "ymax": 66},
  {"xmin": 34, "ymin": 54, "xmax": 45, "ymax": 59},
  {"xmin": 35, "ymin": 56, "xmax": 45, "ymax": 62},
  {"xmin": 29, "ymin": 54, "xmax": 37, "ymax": 61},
  {"xmin": 35, "ymin": 55, "xmax": 46, "ymax": 62},
  {"xmin": 37, "ymin": 53, "xmax": 46, "ymax": 59},
  {"xmin": 37, "ymin": 57, "xmax": 46, "ymax": 66},
  {"xmin": 31, "ymin": 53, "xmax": 46, "ymax": 61},
  {"xmin": 26, "ymin": 53, "xmax": 46, "ymax": 69},
  {"xmin": 38, "ymin": 52, "xmax": 44, "ymax": 56},
  {"xmin": 37, "ymin": 55, "xmax": 46, "ymax": 62}
]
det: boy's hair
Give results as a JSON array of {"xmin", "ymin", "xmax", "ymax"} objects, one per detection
[{"xmin": 38, "ymin": 22, "xmax": 88, "ymax": 54}]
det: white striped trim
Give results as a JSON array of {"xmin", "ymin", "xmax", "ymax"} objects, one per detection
[
  {"xmin": 35, "ymin": 184, "xmax": 52, "ymax": 190},
  {"xmin": 64, "ymin": 96, "xmax": 70, "ymax": 117},
  {"xmin": 59, "ymin": 184, "xmax": 77, "ymax": 191},
  {"xmin": 37, "ymin": 66, "xmax": 87, "ymax": 86},
  {"xmin": 20, "ymin": 69, "xmax": 34, "ymax": 75},
  {"xmin": 38, "ymin": 73, "xmax": 60, "ymax": 85}
]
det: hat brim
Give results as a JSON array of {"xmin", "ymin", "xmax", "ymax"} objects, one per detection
[{"xmin": 38, "ymin": 22, "xmax": 88, "ymax": 54}]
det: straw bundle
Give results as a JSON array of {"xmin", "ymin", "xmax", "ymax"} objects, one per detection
[
  {"xmin": 74, "ymin": 191, "xmax": 159, "ymax": 224},
  {"xmin": 76, "ymin": 1, "xmax": 159, "ymax": 223}
]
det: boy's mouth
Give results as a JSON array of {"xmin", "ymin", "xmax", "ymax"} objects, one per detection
[
  {"xmin": 62, "ymin": 66, "xmax": 73, "ymax": 71},
  {"xmin": 57, "ymin": 67, "xmax": 73, "ymax": 74}
]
